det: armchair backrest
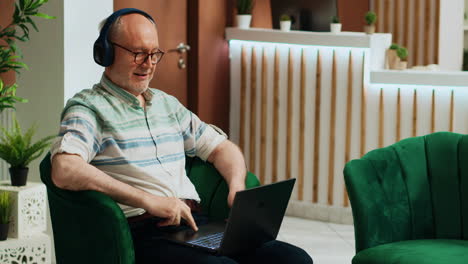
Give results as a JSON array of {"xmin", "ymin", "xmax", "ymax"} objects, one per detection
[{"xmin": 344, "ymin": 132, "xmax": 468, "ymax": 253}]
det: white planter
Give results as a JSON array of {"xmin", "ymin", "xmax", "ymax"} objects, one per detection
[
  {"xmin": 330, "ymin": 23, "xmax": 342, "ymax": 33},
  {"xmin": 237, "ymin": 15, "xmax": 252, "ymax": 29},
  {"xmin": 280, "ymin": 20, "xmax": 292, "ymax": 32}
]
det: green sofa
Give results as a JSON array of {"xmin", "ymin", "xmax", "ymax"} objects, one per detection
[
  {"xmin": 40, "ymin": 153, "xmax": 260, "ymax": 264},
  {"xmin": 344, "ymin": 132, "xmax": 468, "ymax": 264}
]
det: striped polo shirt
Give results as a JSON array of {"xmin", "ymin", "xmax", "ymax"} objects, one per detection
[{"xmin": 50, "ymin": 74, "xmax": 226, "ymax": 212}]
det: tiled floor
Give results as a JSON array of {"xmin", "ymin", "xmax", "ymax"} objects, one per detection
[{"xmin": 278, "ymin": 216, "xmax": 355, "ymax": 264}]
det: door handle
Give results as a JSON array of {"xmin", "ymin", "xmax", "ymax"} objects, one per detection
[{"xmin": 167, "ymin": 43, "xmax": 191, "ymax": 54}]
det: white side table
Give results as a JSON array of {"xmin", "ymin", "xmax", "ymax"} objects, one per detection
[
  {"xmin": 0, "ymin": 233, "xmax": 51, "ymax": 263},
  {"xmin": 0, "ymin": 181, "xmax": 47, "ymax": 238}
]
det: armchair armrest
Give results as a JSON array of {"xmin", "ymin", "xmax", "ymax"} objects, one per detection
[{"xmin": 40, "ymin": 154, "xmax": 135, "ymax": 264}]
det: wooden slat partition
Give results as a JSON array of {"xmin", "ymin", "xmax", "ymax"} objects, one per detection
[
  {"xmin": 259, "ymin": 48, "xmax": 268, "ymax": 184},
  {"xmin": 344, "ymin": 51, "xmax": 353, "ymax": 207},
  {"xmin": 239, "ymin": 46, "xmax": 247, "ymax": 151},
  {"xmin": 249, "ymin": 47, "xmax": 257, "ymax": 173},
  {"xmin": 312, "ymin": 50, "xmax": 322, "ymax": 203},
  {"xmin": 378, "ymin": 88, "xmax": 384, "ymax": 148},
  {"xmin": 375, "ymin": 0, "xmax": 381, "ymax": 33},
  {"xmin": 298, "ymin": 49, "xmax": 306, "ymax": 201},
  {"xmin": 396, "ymin": 88, "xmax": 401, "ymax": 142},
  {"xmin": 272, "ymin": 48, "xmax": 280, "ymax": 183},
  {"xmin": 424, "ymin": 0, "xmax": 431, "ymax": 65},
  {"xmin": 286, "ymin": 49, "xmax": 293, "ymax": 180},
  {"xmin": 360, "ymin": 52, "xmax": 367, "ymax": 157},
  {"xmin": 371, "ymin": 0, "xmax": 440, "ymax": 67},
  {"xmin": 413, "ymin": 0, "xmax": 420, "ymax": 66}
]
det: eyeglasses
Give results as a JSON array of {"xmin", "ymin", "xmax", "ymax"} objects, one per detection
[{"xmin": 111, "ymin": 42, "xmax": 165, "ymax": 65}]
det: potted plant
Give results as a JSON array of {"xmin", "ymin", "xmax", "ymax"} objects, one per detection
[
  {"xmin": 330, "ymin": 15, "xmax": 342, "ymax": 34},
  {"xmin": 0, "ymin": 191, "xmax": 12, "ymax": 241},
  {"xmin": 386, "ymin": 43, "xmax": 400, "ymax": 69},
  {"xmin": 236, "ymin": 0, "xmax": 254, "ymax": 29},
  {"xmin": 0, "ymin": 116, "xmax": 54, "ymax": 186},
  {"xmin": 280, "ymin": 14, "xmax": 292, "ymax": 32},
  {"xmin": 395, "ymin": 46, "xmax": 408, "ymax": 70},
  {"xmin": 364, "ymin": 11, "xmax": 377, "ymax": 34},
  {"xmin": 0, "ymin": 0, "xmax": 55, "ymax": 112}
]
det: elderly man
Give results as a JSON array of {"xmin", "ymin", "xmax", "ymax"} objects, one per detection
[{"xmin": 51, "ymin": 8, "xmax": 312, "ymax": 264}]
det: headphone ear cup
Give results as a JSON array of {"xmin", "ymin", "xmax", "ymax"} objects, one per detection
[
  {"xmin": 93, "ymin": 40, "xmax": 105, "ymax": 66},
  {"xmin": 93, "ymin": 37, "xmax": 114, "ymax": 67}
]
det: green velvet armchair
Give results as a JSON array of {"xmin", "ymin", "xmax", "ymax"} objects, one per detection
[
  {"xmin": 40, "ymin": 153, "xmax": 260, "ymax": 264},
  {"xmin": 344, "ymin": 132, "xmax": 468, "ymax": 264}
]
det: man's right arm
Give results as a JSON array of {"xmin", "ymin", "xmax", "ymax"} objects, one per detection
[{"xmin": 51, "ymin": 153, "xmax": 198, "ymax": 231}]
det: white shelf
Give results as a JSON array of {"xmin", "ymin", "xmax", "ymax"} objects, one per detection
[
  {"xmin": 371, "ymin": 70, "xmax": 468, "ymax": 87},
  {"xmin": 226, "ymin": 27, "xmax": 391, "ymax": 48}
]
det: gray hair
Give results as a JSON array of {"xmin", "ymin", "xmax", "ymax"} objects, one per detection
[{"xmin": 98, "ymin": 14, "xmax": 156, "ymax": 41}]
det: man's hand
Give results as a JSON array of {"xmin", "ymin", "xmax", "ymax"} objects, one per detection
[
  {"xmin": 227, "ymin": 182, "xmax": 245, "ymax": 208},
  {"xmin": 144, "ymin": 196, "xmax": 198, "ymax": 231}
]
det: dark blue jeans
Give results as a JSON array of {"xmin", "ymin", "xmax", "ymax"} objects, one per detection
[{"xmin": 130, "ymin": 217, "xmax": 313, "ymax": 264}]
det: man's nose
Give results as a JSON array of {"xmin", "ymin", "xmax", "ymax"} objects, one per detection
[{"xmin": 141, "ymin": 55, "xmax": 153, "ymax": 67}]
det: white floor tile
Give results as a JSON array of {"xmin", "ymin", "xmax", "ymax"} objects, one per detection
[{"xmin": 279, "ymin": 216, "xmax": 355, "ymax": 264}]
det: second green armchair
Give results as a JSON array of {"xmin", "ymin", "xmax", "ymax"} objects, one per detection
[{"xmin": 344, "ymin": 132, "xmax": 468, "ymax": 264}]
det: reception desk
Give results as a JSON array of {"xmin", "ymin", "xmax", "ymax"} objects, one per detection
[{"xmin": 226, "ymin": 28, "xmax": 468, "ymax": 224}]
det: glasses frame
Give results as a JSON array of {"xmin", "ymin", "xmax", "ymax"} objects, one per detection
[{"xmin": 111, "ymin": 42, "xmax": 165, "ymax": 65}]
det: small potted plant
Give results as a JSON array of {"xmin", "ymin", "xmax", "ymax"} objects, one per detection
[
  {"xmin": 236, "ymin": 0, "xmax": 255, "ymax": 29},
  {"xmin": 364, "ymin": 11, "xmax": 377, "ymax": 34},
  {"xmin": 330, "ymin": 15, "xmax": 342, "ymax": 34},
  {"xmin": 0, "ymin": 191, "xmax": 12, "ymax": 241},
  {"xmin": 0, "ymin": 116, "xmax": 54, "ymax": 186},
  {"xmin": 280, "ymin": 14, "xmax": 292, "ymax": 32},
  {"xmin": 386, "ymin": 43, "xmax": 400, "ymax": 69},
  {"xmin": 395, "ymin": 46, "xmax": 408, "ymax": 70}
]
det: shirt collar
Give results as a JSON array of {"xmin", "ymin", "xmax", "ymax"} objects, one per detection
[{"xmin": 99, "ymin": 74, "xmax": 154, "ymax": 107}]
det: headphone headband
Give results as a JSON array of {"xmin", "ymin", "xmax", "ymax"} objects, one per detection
[{"xmin": 93, "ymin": 8, "xmax": 155, "ymax": 67}]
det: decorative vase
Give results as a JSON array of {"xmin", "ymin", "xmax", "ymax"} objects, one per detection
[
  {"xmin": 0, "ymin": 222, "xmax": 9, "ymax": 241},
  {"xmin": 330, "ymin": 23, "xmax": 342, "ymax": 33},
  {"xmin": 280, "ymin": 20, "xmax": 292, "ymax": 32},
  {"xmin": 395, "ymin": 61, "xmax": 408, "ymax": 70},
  {"xmin": 9, "ymin": 167, "xmax": 29, "ymax": 186},
  {"xmin": 386, "ymin": 49, "xmax": 399, "ymax": 69},
  {"xmin": 237, "ymin": 15, "xmax": 252, "ymax": 29},
  {"xmin": 364, "ymin": 25, "xmax": 376, "ymax": 34}
]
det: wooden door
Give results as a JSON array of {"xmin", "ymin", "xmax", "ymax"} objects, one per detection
[{"xmin": 114, "ymin": 0, "xmax": 190, "ymax": 106}]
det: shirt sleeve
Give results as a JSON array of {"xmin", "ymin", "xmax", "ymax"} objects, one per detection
[
  {"xmin": 173, "ymin": 98, "xmax": 227, "ymax": 161},
  {"xmin": 50, "ymin": 104, "xmax": 102, "ymax": 163}
]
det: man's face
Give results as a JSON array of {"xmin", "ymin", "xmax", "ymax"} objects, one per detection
[{"xmin": 105, "ymin": 14, "xmax": 159, "ymax": 96}]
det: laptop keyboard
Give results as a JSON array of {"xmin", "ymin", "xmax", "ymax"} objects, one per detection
[{"xmin": 187, "ymin": 232, "xmax": 224, "ymax": 250}]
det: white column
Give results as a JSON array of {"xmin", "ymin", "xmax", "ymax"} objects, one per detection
[{"xmin": 439, "ymin": 0, "xmax": 464, "ymax": 71}]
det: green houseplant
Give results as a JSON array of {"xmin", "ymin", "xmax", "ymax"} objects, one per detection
[
  {"xmin": 330, "ymin": 15, "xmax": 342, "ymax": 33},
  {"xmin": 395, "ymin": 46, "xmax": 408, "ymax": 70},
  {"xmin": 364, "ymin": 11, "xmax": 377, "ymax": 34},
  {"xmin": 280, "ymin": 14, "xmax": 291, "ymax": 32},
  {"xmin": 0, "ymin": 116, "xmax": 54, "ymax": 186},
  {"xmin": 386, "ymin": 43, "xmax": 400, "ymax": 69},
  {"xmin": 0, "ymin": 0, "xmax": 55, "ymax": 112},
  {"xmin": 0, "ymin": 191, "xmax": 12, "ymax": 240},
  {"xmin": 236, "ymin": 0, "xmax": 255, "ymax": 29}
]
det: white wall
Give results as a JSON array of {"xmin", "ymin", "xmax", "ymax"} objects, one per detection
[
  {"xmin": 15, "ymin": 1, "xmax": 113, "ymax": 263},
  {"xmin": 64, "ymin": 1, "xmax": 111, "ymax": 102},
  {"xmin": 439, "ymin": 0, "xmax": 464, "ymax": 70}
]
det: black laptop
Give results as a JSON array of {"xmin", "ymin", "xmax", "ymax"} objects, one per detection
[{"xmin": 160, "ymin": 178, "xmax": 296, "ymax": 256}]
